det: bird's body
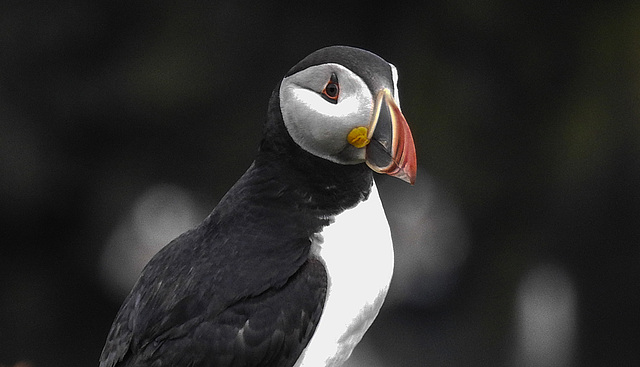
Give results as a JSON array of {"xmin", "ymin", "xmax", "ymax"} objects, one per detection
[{"xmin": 100, "ymin": 46, "xmax": 416, "ymax": 367}]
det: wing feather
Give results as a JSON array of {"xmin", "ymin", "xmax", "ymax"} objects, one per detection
[{"xmin": 99, "ymin": 228, "xmax": 326, "ymax": 367}]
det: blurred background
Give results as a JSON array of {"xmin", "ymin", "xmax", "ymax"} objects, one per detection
[{"xmin": 1, "ymin": 1, "xmax": 639, "ymax": 366}]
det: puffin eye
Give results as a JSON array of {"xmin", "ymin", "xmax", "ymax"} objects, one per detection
[{"xmin": 321, "ymin": 73, "xmax": 339, "ymax": 104}]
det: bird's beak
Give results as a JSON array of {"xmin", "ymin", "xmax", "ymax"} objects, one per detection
[{"xmin": 362, "ymin": 89, "xmax": 417, "ymax": 184}]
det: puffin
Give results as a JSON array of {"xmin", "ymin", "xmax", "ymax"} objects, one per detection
[{"xmin": 99, "ymin": 45, "xmax": 417, "ymax": 367}]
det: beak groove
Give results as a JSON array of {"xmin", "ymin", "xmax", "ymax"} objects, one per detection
[{"xmin": 365, "ymin": 89, "xmax": 417, "ymax": 184}]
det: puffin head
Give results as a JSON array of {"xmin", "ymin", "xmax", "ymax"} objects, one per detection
[{"xmin": 265, "ymin": 46, "xmax": 417, "ymax": 184}]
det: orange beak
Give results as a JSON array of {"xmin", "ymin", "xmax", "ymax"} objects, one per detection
[{"xmin": 365, "ymin": 89, "xmax": 417, "ymax": 184}]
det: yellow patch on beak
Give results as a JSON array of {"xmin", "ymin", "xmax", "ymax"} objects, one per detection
[{"xmin": 347, "ymin": 127, "xmax": 370, "ymax": 148}]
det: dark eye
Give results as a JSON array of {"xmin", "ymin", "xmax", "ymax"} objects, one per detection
[{"xmin": 321, "ymin": 73, "xmax": 339, "ymax": 104}]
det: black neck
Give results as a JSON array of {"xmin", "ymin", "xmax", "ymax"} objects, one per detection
[
  {"xmin": 207, "ymin": 86, "xmax": 373, "ymax": 237},
  {"xmin": 255, "ymin": 85, "xmax": 373, "ymax": 215}
]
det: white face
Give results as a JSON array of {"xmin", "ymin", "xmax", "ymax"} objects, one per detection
[{"xmin": 279, "ymin": 63, "xmax": 381, "ymax": 165}]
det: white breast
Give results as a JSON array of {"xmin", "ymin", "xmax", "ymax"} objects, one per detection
[{"xmin": 294, "ymin": 181, "xmax": 394, "ymax": 367}]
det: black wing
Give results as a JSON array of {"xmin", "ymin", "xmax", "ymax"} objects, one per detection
[
  {"xmin": 100, "ymin": 242, "xmax": 327, "ymax": 367},
  {"xmin": 100, "ymin": 196, "xmax": 328, "ymax": 367}
]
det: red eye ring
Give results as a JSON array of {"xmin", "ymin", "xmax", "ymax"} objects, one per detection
[{"xmin": 321, "ymin": 73, "xmax": 339, "ymax": 104}]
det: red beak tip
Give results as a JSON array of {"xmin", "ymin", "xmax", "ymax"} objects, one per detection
[{"xmin": 403, "ymin": 168, "xmax": 417, "ymax": 185}]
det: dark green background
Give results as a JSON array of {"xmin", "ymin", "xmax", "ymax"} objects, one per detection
[{"xmin": 1, "ymin": 1, "xmax": 638, "ymax": 366}]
